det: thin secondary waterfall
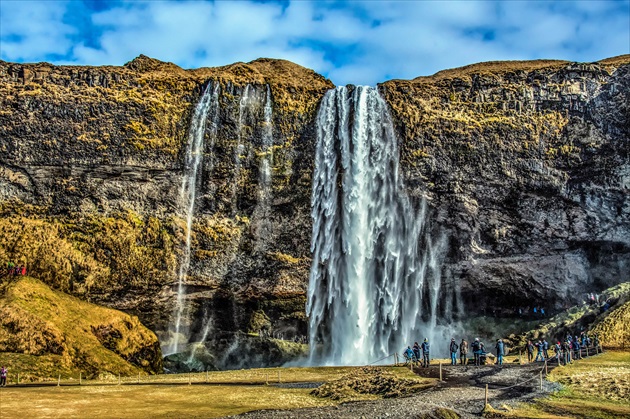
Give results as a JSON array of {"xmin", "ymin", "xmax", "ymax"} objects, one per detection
[
  {"xmin": 307, "ymin": 86, "xmax": 454, "ymax": 365},
  {"xmin": 254, "ymin": 85, "xmax": 274, "ymax": 250},
  {"xmin": 231, "ymin": 84, "xmax": 253, "ymax": 213},
  {"xmin": 168, "ymin": 81, "xmax": 220, "ymax": 355}
]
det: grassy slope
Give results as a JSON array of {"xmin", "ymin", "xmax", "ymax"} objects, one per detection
[
  {"xmin": 0, "ymin": 276, "xmax": 161, "ymax": 380},
  {"xmin": 487, "ymin": 351, "xmax": 630, "ymax": 419}
]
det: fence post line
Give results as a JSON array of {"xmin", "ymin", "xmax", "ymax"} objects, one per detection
[{"xmin": 485, "ymin": 383, "xmax": 488, "ymax": 406}]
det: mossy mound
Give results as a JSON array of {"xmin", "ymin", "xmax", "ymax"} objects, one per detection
[
  {"xmin": 591, "ymin": 300, "xmax": 630, "ymax": 349},
  {"xmin": 311, "ymin": 366, "xmax": 432, "ymax": 401},
  {"xmin": 0, "ymin": 277, "xmax": 162, "ymax": 381}
]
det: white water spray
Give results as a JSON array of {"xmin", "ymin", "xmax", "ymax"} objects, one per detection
[
  {"xmin": 307, "ymin": 86, "xmax": 457, "ymax": 365},
  {"xmin": 168, "ymin": 82, "xmax": 220, "ymax": 355}
]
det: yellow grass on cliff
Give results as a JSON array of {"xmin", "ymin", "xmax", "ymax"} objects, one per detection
[{"xmin": 0, "ymin": 276, "xmax": 162, "ymax": 379}]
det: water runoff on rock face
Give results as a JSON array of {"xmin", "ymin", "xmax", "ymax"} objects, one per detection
[
  {"xmin": 167, "ymin": 82, "xmax": 220, "ymax": 356},
  {"xmin": 307, "ymin": 86, "xmax": 460, "ymax": 366}
]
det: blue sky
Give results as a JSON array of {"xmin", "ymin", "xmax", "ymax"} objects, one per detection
[{"xmin": 1, "ymin": 0, "xmax": 628, "ymax": 85}]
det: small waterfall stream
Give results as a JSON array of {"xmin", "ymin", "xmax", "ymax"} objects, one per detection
[
  {"xmin": 307, "ymin": 86, "xmax": 457, "ymax": 365},
  {"xmin": 168, "ymin": 82, "xmax": 220, "ymax": 355}
]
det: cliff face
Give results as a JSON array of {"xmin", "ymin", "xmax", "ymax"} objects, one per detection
[
  {"xmin": 382, "ymin": 56, "xmax": 630, "ymax": 311},
  {"xmin": 0, "ymin": 55, "xmax": 628, "ymax": 364}
]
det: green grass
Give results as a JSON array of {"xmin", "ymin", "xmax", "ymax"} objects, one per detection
[{"xmin": 487, "ymin": 351, "xmax": 630, "ymax": 419}]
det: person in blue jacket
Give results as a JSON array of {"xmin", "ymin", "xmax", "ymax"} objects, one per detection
[
  {"xmin": 421, "ymin": 338, "xmax": 430, "ymax": 367},
  {"xmin": 404, "ymin": 346, "xmax": 415, "ymax": 363},
  {"xmin": 495, "ymin": 339, "xmax": 505, "ymax": 366},
  {"xmin": 535, "ymin": 340, "xmax": 545, "ymax": 361},
  {"xmin": 449, "ymin": 338, "xmax": 459, "ymax": 365}
]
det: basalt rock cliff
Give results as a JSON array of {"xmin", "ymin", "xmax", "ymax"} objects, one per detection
[{"xmin": 0, "ymin": 55, "xmax": 628, "ymax": 367}]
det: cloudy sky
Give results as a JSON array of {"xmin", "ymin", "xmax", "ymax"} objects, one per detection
[{"xmin": 1, "ymin": 0, "xmax": 628, "ymax": 85}]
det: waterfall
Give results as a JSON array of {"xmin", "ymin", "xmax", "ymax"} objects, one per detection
[
  {"xmin": 168, "ymin": 81, "xmax": 220, "ymax": 355},
  {"xmin": 232, "ymin": 84, "xmax": 253, "ymax": 213},
  {"xmin": 307, "ymin": 86, "xmax": 456, "ymax": 365},
  {"xmin": 253, "ymin": 85, "xmax": 274, "ymax": 250}
]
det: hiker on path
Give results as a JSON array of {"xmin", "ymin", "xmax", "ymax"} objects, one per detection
[
  {"xmin": 472, "ymin": 338, "xmax": 482, "ymax": 366},
  {"xmin": 526, "ymin": 340, "xmax": 534, "ymax": 363},
  {"xmin": 421, "ymin": 338, "xmax": 430, "ymax": 367},
  {"xmin": 543, "ymin": 339, "xmax": 549, "ymax": 359},
  {"xmin": 459, "ymin": 338, "xmax": 468, "ymax": 365},
  {"xmin": 495, "ymin": 339, "xmax": 505, "ymax": 366},
  {"xmin": 449, "ymin": 338, "xmax": 458, "ymax": 365},
  {"xmin": 412, "ymin": 342, "xmax": 421, "ymax": 362},
  {"xmin": 535, "ymin": 340, "xmax": 545, "ymax": 361}
]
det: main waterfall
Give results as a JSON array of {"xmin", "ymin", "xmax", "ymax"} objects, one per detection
[
  {"xmin": 168, "ymin": 82, "xmax": 220, "ymax": 355},
  {"xmin": 307, "ymin": 86, "xmax": 456, "ymax": 365}
]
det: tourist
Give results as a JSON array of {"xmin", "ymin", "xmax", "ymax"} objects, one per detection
[
  {"xmin": 573, "ymin": 336, "xmax": 581, "ymax": 359},
  {"xmin": 543, "ymin": 339, "xmax": 549, "ymax": 359},
  {"xmin": 412, "ymin": 341, "xmax": 421, "ymax": 362},
  {"xmin": 421, "ymin": 338, "xmax": 430, "ymax": 367},
  {"xmin": 495, "ymin": 339, "xmax": 505, "ymax": 366},
  {"xmin": 472, "ymin": 338, "xmax": 482, "ymax": 366},
  {"xmin": 535, "ymin": 340, "xmax": 544, "ymax": 361},
  {"xmin": 0, "ymin": 366, "xmax": 6, "ymax": 387},
  {"xmin": 20, "ymin": 265, "xmax": 26, "ymax": 276},
  {"xmin": 554, "ymin": 341, "xmax": 562, "ymax": 364},
  {"xmin": 404, "ymin": 346, "xmax": 414, "ymax": 363},
  {"xmin": 459, "ymin": 338, "xmax": 468, "ymax": 365},
  {"xmin": 449, "ymin": 338, "xmax": 458, "ymax": 365},
  {"xmin": 526, "ymin": 340, "xmax": 534, "ymax": 363},
  {"xmin": 565, "ymin": 339, "xmax": 573, "ymax": 364}
]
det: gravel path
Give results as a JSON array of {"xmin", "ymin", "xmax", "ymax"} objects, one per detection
[{"xmin": 227, "ymin": 362, "xmax": 560, "ymax": 418}]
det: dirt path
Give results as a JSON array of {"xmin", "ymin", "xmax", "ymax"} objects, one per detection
[{"xmin": 228, "ymin": 362, "xmax": 560, "ymax": 418}]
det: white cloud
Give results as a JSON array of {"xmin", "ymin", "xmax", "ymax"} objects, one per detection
[{"xmin": 1, "ymin": 0, "xmax": 628, "ymax": 85}]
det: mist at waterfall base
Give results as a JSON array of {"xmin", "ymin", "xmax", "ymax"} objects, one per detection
[{"xmin": 306, "ymin": 86, "xmax": 462, "ymax": 366}]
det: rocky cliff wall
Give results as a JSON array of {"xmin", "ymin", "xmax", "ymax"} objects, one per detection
[
  {"xmin": 382, "ymin": 56, "xmax": 630, "ymax": 312},
  {"xmin": 0, "ymin": 55, "xmax": 628, "ymax": 360}
]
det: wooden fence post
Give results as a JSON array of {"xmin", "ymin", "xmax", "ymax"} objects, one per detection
[
  {"xmin": 118, "ymin": 373, "xmax": 121, "ymax": 385},
  {"xmin": 539, "ymin": 371, "xmax": 543, "ymax": 391},
  {"xmin": 519, "ymin": 351, "xmax": 522, "ymax": 365},
  {"xmin": 586, "ymin": 346, "xmax": 589, "ymax": 357},
  {"xmin": 265, "ymin": 373, "xmax": 269, "ymax": 385},
  {"xmin": 57, "ymin": 374, "xmax": 61, "ymax": 387},
  {"xmin": 277, "ymin": 370, "xmax": 281, "ymax": 383},
  {"xmin": 485, "ymin": 383, "xmax": 488, "ymax": 406},
  {"xmin": 79, "ymin": 372, "xmax": 82, "ymax": 386},
  {"xmin": 205, "ymin": 370, "xmax": 208, "ymax": 383},
  {"xmin": 439, "ymin": 362, "xmax": 443, "ymax": 382},
  {"xmin": 188, "ymin": 372, "xmax": 192, "ymax": 385},
  {"xmin": 545, "ymin": 360, "xmax": 548, "ymax": 376},
  {"xmin": 17, "ymin": 373, "xmax": 20, "ymax": 385}
]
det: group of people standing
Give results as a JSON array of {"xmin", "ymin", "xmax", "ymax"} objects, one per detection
[
  {"xmin": 4, "ymin": 262, "xmax": 26, "ymax": 276},
  {"xmin": 404, "ymin": 337, "xmax": 507, "ymax": 367},
  {"xmin": 405, "ymin": 339, "xmax": 432, "ymax": 367},
  {"xmin": 526, "ymin": 332, "xmax": 599, "ymax": 365}
]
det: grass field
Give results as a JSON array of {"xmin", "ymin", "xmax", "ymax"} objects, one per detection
[
  {"xmin": 0, "ymin": 365, "xmax": 428, "ymax": 418},
  {"xmin": 487, "ymin": 351, "xmax": 630, "ymax": 419}
]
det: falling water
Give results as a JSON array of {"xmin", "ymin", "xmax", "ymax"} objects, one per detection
[
  {"xmin": 168, "ymin": 82, "xmax": 220, "ymax": 355},
  {"xmin": 307, "ymin": 86, "xmax": 456, "ymax": 365},
  {"xmin": 254, "ymin": 85, "xmax": 274, "ymax": 250},
  {"xmin": 231, "ymin": 84, "xmax": 253, "ymax": 213}
]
